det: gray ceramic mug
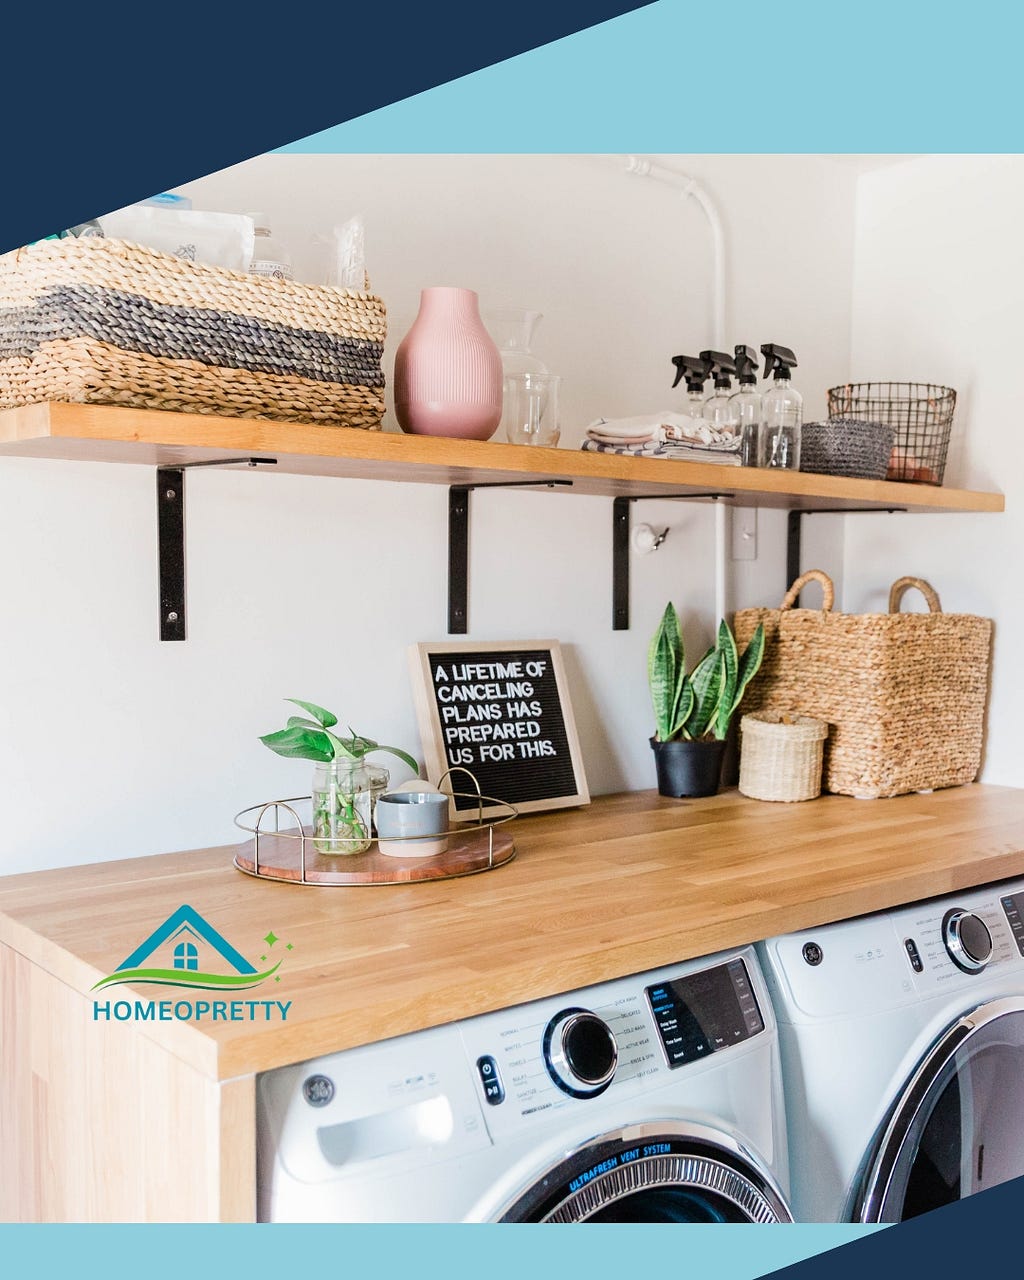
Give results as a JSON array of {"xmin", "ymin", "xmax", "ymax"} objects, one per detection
[{"xmin": 375, "ymin": 791, "xmax": 450, "ymax": 859}]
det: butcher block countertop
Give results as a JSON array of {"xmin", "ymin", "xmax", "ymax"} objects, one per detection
[{"xmin": 3, "ymin": 785, "xmax": 1024, "ymax": 1083}]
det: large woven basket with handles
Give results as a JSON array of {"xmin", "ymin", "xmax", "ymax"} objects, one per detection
[
  {"xmin": 733, "ymin": 570, "xmax": 992, "ymax": 799},
  {"xmin": 0, "ymin": 237, "xmax": 386, "ymax": 427}
]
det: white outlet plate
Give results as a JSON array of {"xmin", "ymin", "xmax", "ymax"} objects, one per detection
[{"xmin": 731, "ymin": 507, "xmax": 757, "ymax": 560}]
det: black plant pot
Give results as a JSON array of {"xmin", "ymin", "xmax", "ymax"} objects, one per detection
[{"xmin": 650, "ymin": 737, "xmax": 727, "ymax": 799}]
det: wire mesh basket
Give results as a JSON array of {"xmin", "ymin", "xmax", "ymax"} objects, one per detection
[{"xmin": 826, "ymin": 382, "xmax": 956, "ymax": 485}]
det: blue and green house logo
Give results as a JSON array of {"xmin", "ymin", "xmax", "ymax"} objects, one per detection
[{"xmin": 92, "ymin": 904, "xmax": 292, "ymax": 1024}]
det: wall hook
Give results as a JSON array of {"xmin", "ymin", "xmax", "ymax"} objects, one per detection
[{"xmin": 632, "ymin": 522, "xmax": 668, "ymax": 555}]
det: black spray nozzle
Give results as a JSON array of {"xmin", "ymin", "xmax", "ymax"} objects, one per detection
[
  {"xmin": 734, "ymin": 344, "xmax": 759, "ymax": 383},
  {"xmin": 761, "ymin": 343, "xmax": 798, "ymax": 380},
  {"xmin": 671, "ymin": 354, "xmax": 709, "ymax": 393},
  {"xmin": 699, "ymin": 349, "xmax": 736, "ymax": 389}
]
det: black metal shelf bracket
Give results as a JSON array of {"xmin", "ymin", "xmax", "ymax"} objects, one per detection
[
  {"xmin": 612, "ymin": 492, "xmax": 733, "ymax": 631},
  {"xmin": 785, "ymin": 506, "xmax": 906, "ymax": 604},
  {"xmin": 157, "ymin": 456, "xmax": 277, "ymax": 641},
  {"xmin": 448, "ymin": 480, "xmax": 573, "ymax": 633}
]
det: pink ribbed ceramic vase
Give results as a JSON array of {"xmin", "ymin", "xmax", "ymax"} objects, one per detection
[{"xmin": 394, "ymin": 287, "xmax": 503, "ymax": 439}]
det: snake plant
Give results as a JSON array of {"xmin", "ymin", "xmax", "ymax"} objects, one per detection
[{"xmin": 649, "ymin": 605, "xmax": 766, "ymax": 743}]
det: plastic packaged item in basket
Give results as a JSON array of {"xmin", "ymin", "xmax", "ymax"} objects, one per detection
[
  {"xmin": 247, "ymin": 214, "xmax": 294, "ymax": 282},
  {"xmin": 98, "ymin": 205, "xmax": 255, "ymax": 273},
  {"xmin": 332, "ymin": 216, "xmax": 366, "ymax": 290},
  {"xmin": 140, "ymin": 192, "xmax": 193, "ymax": 211}
]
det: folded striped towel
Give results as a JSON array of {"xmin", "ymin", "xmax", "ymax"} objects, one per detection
[
  {"xmin": 586, "ymin": 412, "xmax": 741, "ymax": 452},
  {"xmin": 581, "ymin": 439, "xmax": 740, "ymax": 465}
]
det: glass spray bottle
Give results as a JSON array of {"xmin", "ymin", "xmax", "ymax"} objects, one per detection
[
  {"xmin": 759, "ymin": 344, "xmax": 802, "ymax": 470},
  {"xmin": 671, "ymin": 354, "xmax": 710, "ymax": 419},
  {"xmin": 699, "ymin": 350, "xmax": 740, "ymax": 444},
  {"xmin": 731, "ymin": 345, "xmax": 763, "ymax": 467}
]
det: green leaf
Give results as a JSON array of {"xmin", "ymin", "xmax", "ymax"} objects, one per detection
[
  {"xmin": 370, "ymin": 744, "xmax": 420, "ymax": 773},
  {"xmin": 259, "ymin": 725, "xmax": 334, "ymax": 762},
  {"xmin": 325, "ymin": 730, "xmax": 359, "ymax": 761},
  {"xmin": 669, "ymin": 675, "xmax": 695, "ymax": 739},
  {"xmin": 286, "ymin": 715, "xmax": 323, "ymax": 732},
  {"xmin": 714, "ymin": 621, "xmax": 739, "ymax": 739},
  {"xmin": 648, "ymin": 603, "xmax": 683, "ymax": 741},
  {"xmin": 285, "ymin": 698, "xmax": 338, "ymax": 729},
  {"xmin": 732, "ymin": 623, "xmax": 766, "ymax": 714},
  {"xmin": 347, "ymin": 726, "xmax": 379, "ymax": 753},
  {"xmin": 685, "ymin": 646, "xmax": 724, "ymax": 739}
]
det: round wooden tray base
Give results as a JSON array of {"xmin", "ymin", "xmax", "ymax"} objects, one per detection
[{"xmin": 233, "ymin": 827, "xmax": 515, "ymax": 885}]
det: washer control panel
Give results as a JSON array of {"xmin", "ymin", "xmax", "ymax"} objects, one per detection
[
  {"xmin": 543, "ymin": 1008, "xmax": 619, "ymax": 1098},
  {"xmin": 900, "ymin": 889, "xmax": 1015, "ymax": 992},
  {"xmin": 943, "ymin": 908, "xmax": 994, "ymax": 973},
  {"xmin": 765, "ymin": 879, "xmax": 1024, "ymax": 1019},
  {"xmin": 999, "ymin": 889, "xmax": 1024, "ymax": 956},
  {"xmin": 647, "ymin": 959, "xmax": 764, "ymax": 1068},
  {"xmin": 458, "ymin": 947, "xmax": 773, "ymax": 1140}
]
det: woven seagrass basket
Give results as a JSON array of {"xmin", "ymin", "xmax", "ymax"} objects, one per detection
[
  {"xmin": 734, "ymin": 570, "xmax": 992, "ymax": 799},
  {"xmin": 0, "ymin": 238, "xmax": 387, "ymax": 427},
  {"xmin": 738, "ymin": 712, "xmax": 828, "ymax": 803}
]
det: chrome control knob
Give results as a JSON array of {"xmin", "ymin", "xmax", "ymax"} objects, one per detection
[
  {"xmin": 943, "ymin": 909, "xmax": 993, "ymax": 973},
  {"xmin": 543, "ymin": 1007, "xmax": 618, "ymax": 1099}
]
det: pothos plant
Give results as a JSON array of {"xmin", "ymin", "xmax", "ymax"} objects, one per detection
[
  {"xmin": 649, "ymin": 605, "xmax": 766, "ymax": 743},
  {"xmin": 260, "ymin": 698, "xmax": 418, "ymax": 770},
  {"xmin": 260, "ymin": 699, "xmax": 418, "ymax": 854}
]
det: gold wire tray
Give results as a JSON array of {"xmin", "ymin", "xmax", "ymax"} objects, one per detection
[{"xmin": 232, "ymin": 786, "xmax": 517, "ymax": 887}]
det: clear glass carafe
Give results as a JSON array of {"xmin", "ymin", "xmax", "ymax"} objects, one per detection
[
  {"xmin": 312, "ymin": 758, "xmax": 372, "ymax": 855},
  {"xmin": 485, "ymin": 309, "xmax": 551, "ymax": 442}
]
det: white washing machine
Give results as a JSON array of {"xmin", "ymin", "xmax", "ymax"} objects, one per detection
[
  {"xmin": 258, "ymin": 945, "xmax": 793, "ymax": 1222},
  {"xmin": 759, "ymin": 876, "xmax": 1024, "ymax": 1222}
]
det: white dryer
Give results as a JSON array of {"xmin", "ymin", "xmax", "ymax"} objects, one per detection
[
  {"xmin": 759, "ymin": 877, "xmax": 1024, "ymax": 1222},
  {"xmin": 258, "ymin": 945, "xmax": 793, "ymax": 1222}
]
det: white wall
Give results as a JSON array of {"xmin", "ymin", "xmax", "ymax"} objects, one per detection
[
  {"xmin": 0, "ymin": 155, "xmax": 856, "ymax": 873},
  {"xmin": 844, "ymin": 155, "xmax": 1023, "ymax": 786}
]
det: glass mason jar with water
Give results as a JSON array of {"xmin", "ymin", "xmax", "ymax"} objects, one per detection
[{"xmin": 312, "ymin": 758, "xmax": 373, "ymax": 855}]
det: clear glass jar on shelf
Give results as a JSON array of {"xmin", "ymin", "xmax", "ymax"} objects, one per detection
[
  {"xmin": 312, "ymin": 758, "xmax": 372, "ymax": 855},
  {"xmin": 485, "ymin": 308, "xmax": 552, "ymax": 443}
]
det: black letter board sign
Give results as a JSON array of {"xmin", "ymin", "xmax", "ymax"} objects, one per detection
[{"xmin": 409, "ymin": 640, "xmax": 590, "ymax": 814}]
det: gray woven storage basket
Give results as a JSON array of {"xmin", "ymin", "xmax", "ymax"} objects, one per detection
[
  {"xmin": 0, "ymin": 238, "xmax": 387, "ymax": 427},
  {"xmin": 734, "ymin": 570, "xmax": 992, "ymax": 799},
  {"xmin": 800, "ymin": 418, "xmax": 894, "ymax": 480}
]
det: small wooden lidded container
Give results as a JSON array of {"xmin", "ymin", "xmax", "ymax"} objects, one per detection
[{"xmin": 739, "ymin": 712, "xmax": 828, "ymax": 803}]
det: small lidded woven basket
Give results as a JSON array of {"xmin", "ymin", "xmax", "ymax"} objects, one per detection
[{"xmin": 739, "ymin": 712, "xmax": 828, "ymax": 803}]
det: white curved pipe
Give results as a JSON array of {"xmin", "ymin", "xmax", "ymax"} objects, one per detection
[
  {"xmin": 622, "ymin": 155, "xmax": 726, "ymax": 348},
  {"xmin": 622, "ymin": 155, "xmax": 729, "ymax": 623}
]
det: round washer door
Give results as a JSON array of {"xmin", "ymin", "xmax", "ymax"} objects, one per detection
[
  {"xmin": 497, "ymin": 1121, "xmax": 792, "ymax": 1223},
  {"xmin": 857, "ymin": 998, "xmax": 1024, "ymax": 1222}
]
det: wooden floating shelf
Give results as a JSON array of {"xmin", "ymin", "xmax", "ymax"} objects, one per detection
[{"xmin": 0, "ymin": 402, "xmax": 1005, "ymax": 514}]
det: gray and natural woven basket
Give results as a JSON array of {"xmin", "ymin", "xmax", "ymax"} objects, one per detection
[
  {"xmin": 0, "ymin": 237, "xmax": 387, "ymax": 427},
  {"xmin": 800, "ymin": 418, "xmax": 894, "ymax": 480},
  {"xmin": 734, "ymin": 570, "xmax": 992, "ymax": 799}
]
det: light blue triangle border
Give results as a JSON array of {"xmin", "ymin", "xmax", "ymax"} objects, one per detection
[{"xmin": 278, "ymin": 0, "xmax": 1021, "ymax": 154}]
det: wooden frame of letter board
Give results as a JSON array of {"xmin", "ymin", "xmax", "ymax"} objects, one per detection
[{"xmin": 409, "ymin": 640, "xmax": 590, "ymax": 815}]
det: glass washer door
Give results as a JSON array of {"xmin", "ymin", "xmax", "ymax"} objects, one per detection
[
  {"xmin": 498, "ymin": 1121, "xmax": 792, "ymax": 1223},
  {"xmin": 857, "ymin": 998, "xmax": 1024, "ymax": 1222}
]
